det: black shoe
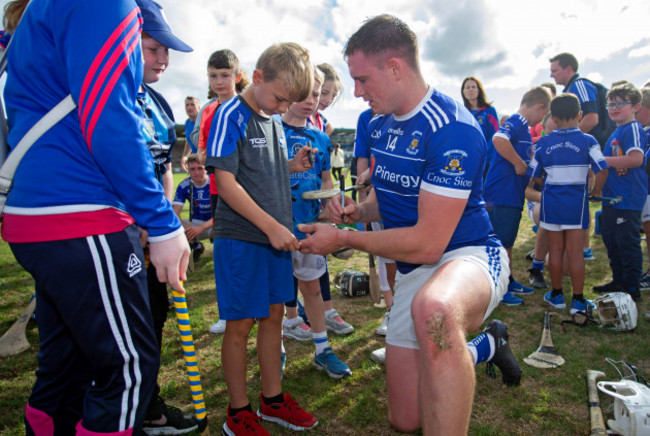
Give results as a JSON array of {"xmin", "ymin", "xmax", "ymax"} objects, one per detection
[
  {"xmin": 483, "ymin": 320, "xmax": 522, "ymax": 386},
  {"xmin": 524, "ymin": 249, "xmax": 535, "ymax": 261},
  {"xmin": 192, "ymin": 241, "xmax": 205, "ymax": 263},
  {"xmin": 143, "ymin": 396, "xmax": 198, "ymax": 435},
  {"xmin": 593, "ymin": 281, "xmax": 624, "ymax": 294},
  {"xmin": 626, "ymin": 287, "xmax": 643, "ymax": 302},
  {"xmin": 527, "ymin": 268, "xmax": 548, "ymax": 289}
]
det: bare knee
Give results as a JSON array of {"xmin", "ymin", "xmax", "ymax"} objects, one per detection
[{"xmin": 411, "ymin": 295, "xmax": 458, "ymax": 352}]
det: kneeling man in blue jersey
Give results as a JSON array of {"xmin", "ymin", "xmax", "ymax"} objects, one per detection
[
  {"xmin": 173, "ymin": 154, "xmax": 213, "ymax": 261},
  {"xmin": 299, "ymin": 15, "xmax": 521, "ymax": 434}
]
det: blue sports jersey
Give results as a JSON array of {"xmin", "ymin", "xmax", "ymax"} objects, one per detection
[
  {"xmin": 353, "ymin": 108, "xmax": 374, "ymax": 159},
  {"xmin": 603, "ymin": 121, "xmax": 646, "ymax": 210},
  {"xmin": 528, "ymin": 127, "xmax": 608, "ymax": 227},
  {"xmin": 1, "ymin": 0, "xmax": 181, "ymax": 243},
  {"xmin": 137, "ymin": 84, "xmax": 176, "ymax": 184},
  {"xmin": 483, "ymin": 114, "xmax": 533, "ymax": 209},
  {"xmin": 644, "ymin": 127, "xmax": 650, "ymax": 194},
  {"xmin": 470, "ymin": 105, "xmax": 499, "ymax": 166},
  {"xmin": 564, "ymin": 75, "xmax": 598, "ymax": 116},
  {"xmin": 284, "ymin": 123, "xmax": 331, "ymax": 239},
  {"xmin": 185, "ymin": 118, "xmax": 197, "ymax": 153},
  {"xmin": 367, "ymin": 87, "xmax": 501, "ymax": 274},
  {"xmin": 173, "ymin": 178, "xmax": 211, "ymax": 221}
]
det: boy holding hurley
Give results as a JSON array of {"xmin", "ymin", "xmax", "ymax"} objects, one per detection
[{"xmin": 205, "ymin": 42, "xmax": 318, "ymax": 435}]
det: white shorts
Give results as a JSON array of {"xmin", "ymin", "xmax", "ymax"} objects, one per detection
[
  {"xmin": 642, "ymin": 195, "xmax": 650, "ymax": 223},
  {"xmin": 540, "ymin": 221, "xmax": 582, "ymax": 231},
  {"xmin": 291, "ymin": 251, "xmax": 327, "ymax": 281},
  {"xmin": 386, "ymin": 245, "xmax": 509, "ymax": 350}
]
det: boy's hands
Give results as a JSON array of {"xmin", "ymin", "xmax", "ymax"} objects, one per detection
[
  {"xmin": 289, "ymin": 146, "xmax": 317, "ymax": 173},
  {"xmin": 265, "ymin": 221, "xmax": 301, "ymax": 251}
]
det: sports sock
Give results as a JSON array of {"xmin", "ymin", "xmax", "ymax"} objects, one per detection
[
  {"xmin": 324, "ymin": 309, "xmax": 336, "ymax": 318},
  {"xmin": 532, "ymin": 258, "xmax": 545, "ymax": 271},
  {"xmin": 551, "ymin": 288, "xmax": 563, "ymax": 298},
  {"xmin": 284, "ymin": 317, "xmax": 302, "ymax": 329},
  {"xmin": 467, "ymin": 333, "xmax": 495, "ymax": 365},
  {"xmin": 229, "ymin": 403, "xmax": 253, "ymax": 416},
  {"xmin": 573, "ymin": 294, "xmax": 585, "ymax": 303},
  {"xmin": 508, "ymin": 275, "xmax": 515, "ymax": 284},
  {"xmin": 313, "ymin": 331, "xmax": 328, "ymax": 355},
  {"xmin": 280, "ymin": 339, "xmax": 285, "ymax": 354},
  {"xmin": 262, "ymin": 393, "xmax": 284, "ymax": 405}
]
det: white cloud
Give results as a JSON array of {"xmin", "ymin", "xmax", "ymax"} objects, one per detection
[{"xmin": 3, "ymin": 0, "xmax": 650, "ymax": 129}]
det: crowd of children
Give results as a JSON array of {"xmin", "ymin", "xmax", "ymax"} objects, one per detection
[{"xmin": 2, "ymin": 0, "xmax": 649, "ymax": 434}]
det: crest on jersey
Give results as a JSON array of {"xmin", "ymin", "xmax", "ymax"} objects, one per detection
[
  {"xmin": 441, "ymin": 149, "xmax": 467, "ymax": 176},
  {"xmin": 406, "ymin": 131, "xmax": 423, "ymax": 156}
]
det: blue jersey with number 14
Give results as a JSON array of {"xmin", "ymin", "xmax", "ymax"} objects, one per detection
[{"xmin": 368, "ymin": 87, "xmax": 501, "ymax": 273}]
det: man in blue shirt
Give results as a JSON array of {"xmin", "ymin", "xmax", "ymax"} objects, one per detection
[{"xmin": 300, "ymin": 14, "xmax": 520, "ymax": 434}]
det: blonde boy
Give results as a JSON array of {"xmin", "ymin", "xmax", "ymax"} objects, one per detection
[{"xmin": 205, "ymin": 43, "xmax": 318, "ymax": 435}]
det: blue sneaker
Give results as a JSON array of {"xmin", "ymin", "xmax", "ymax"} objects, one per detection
[
  {"xmin": 500, "ymin": 291, "xmax": 523, "ymax": 306},
  {"xmin": 508, "ymin": 280, "xmax": 534, "ymax": 294},
  {"xmin": 313, "ymin": 347, "xmax": 352, "ymax": 379},
  {"xmin": 544, "ymin": 291, "xmax": 566, "ymax": 309},
  {"xmin": 570, "ymin": 298, "xmax": 594, "ymax": 315},
  {"xmin": 583, "ymin": 248, "xmax": 595, "ymax": 261}
]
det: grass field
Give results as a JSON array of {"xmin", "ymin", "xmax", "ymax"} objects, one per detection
[{"xmin": 1, "ymin": 172, "xmax": 649, "ymax": 435}]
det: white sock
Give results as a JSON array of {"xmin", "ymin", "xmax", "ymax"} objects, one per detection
[
  {"xmin": 313, "ymin": 331, "xmax": 328, "ymax": 355},
  {"xmin": 324, "ymin": 309, "xmax": 336, "ymax": 318}
]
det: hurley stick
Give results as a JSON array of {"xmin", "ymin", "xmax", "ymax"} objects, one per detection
[
  {"xmin": 523, "ymin": 311, "xmax": 565, "ymax": 368},
  {"xmin": 172, "ymin": 284, "xmax": 209, "ymax": 433},
  {"xmin": 0, "ymin": 297, "xmax": 36, "ymax": 357},
  {"xmin": 366, "ymin": 224, "xmax": 381, "ymax": 304},
  {"xmin": 586, "ymin": 370, "xmax": 607, "ymax": 436}
]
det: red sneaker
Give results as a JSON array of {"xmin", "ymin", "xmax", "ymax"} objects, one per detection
[
  {"xmin": 223, "ymin": 405, "xmax": 270, "ymax": 435},
  {"xmin": 257, "ymin": 393, "xmax": 318, "ymax": 431}
]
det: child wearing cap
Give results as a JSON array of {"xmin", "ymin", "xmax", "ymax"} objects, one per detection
[
  {"xmin": 134, "ymin": 0, "xmax": 198, "ymax": 433},
  {"xmin": 205, "ymin": 42, "xmax": 318, "ymax": 435}
]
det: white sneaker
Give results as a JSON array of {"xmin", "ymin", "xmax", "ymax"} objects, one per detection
[
  {"xmin": 209, "ymin": 319, "xmax": 226, "ymax": 334},
  {"xmin": 370, "ymin": 347, "xmax": 386, "ymax": 364},
  {"xmin": 325, "ymin": 310, "xmax": 354, "ymax": 335},
  {"xmin": 376, "ymin": 310, "xmax": 389, "ymax": 336},
  {"xmin": 283, "ymin": 320, "xmax": 313, "ymax": 342}
]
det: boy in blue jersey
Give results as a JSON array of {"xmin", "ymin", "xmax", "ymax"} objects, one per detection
[
  {"xmin": 484, "ymin": 86, "xmax": 551, "ymax": 305},
  {"xmin": 134, "ymin": 1, "xmax": 199, "ymax": 433},
  {"xmin": 300, "ymin": 15, "xmax": 521, "ymax": 434},
  {"xmin": 205, "ymin": 43, "xmax": 318, "ymax": 435},
  {"xmin": 282, "ymin": 68, "xmax": 352, "ymax": 379},
  {"xmin": 173, "ymin": 154, "xmax": 213, "ymax": 260},
  {"xmin": 2, "ymin": 1, "xmax": 190, "ymax": 434},
  {"xmin": 593, "ymin": 83, "xmax": 646, "ymax": 302},
  {"xmin": 636, "ymin": 87, "xmax": 650, "ymax": 290},
  {"xmin": 528, "ymin": 94, "xmax": 609, "ymax": 313}
]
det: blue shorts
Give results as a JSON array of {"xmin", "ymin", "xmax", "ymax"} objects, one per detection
[
  {"xmin": 487, "ymin": 205, "xmax": 522, "ymax": 248},
  {"xmin": 214, "ymin": 238, "xmax": 293, "ymax": 320}
]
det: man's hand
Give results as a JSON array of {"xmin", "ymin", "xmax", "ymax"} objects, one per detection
[
  {"xmin": 298, "ymin": 223, "xmax": 343, "ymax": 255},
  {"xmin": 149, "ymin": 233, "xmax": 191, "ymax": 294},
  {"xmin": 289, "ymin": 146, "xmax": 317, "ymax": 173},
  {"xmin": 328, "ymin": 194, "xmax": 362, "ymax": 225}
]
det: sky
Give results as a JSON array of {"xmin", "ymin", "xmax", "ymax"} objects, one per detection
[{"xmin": 4, "ymin": 0, "xmax": 650, "ymax": 129}]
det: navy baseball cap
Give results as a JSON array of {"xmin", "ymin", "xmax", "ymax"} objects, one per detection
[{"xmin": 136, "ymin": 0, "xmax": 193, "ymax": 52}]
